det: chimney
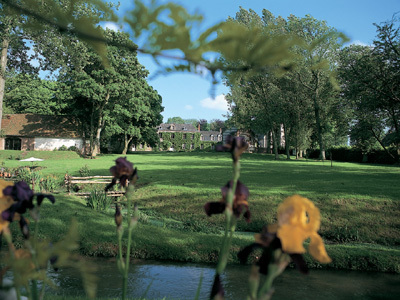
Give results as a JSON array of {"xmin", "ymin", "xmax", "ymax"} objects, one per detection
[
  {"xmin": 198, "ymin": 123, "xmax": 200, "ymax": 131},
  {"xmin": 219, "ymin": 128, "xmax": 222, "ymax": 134}
]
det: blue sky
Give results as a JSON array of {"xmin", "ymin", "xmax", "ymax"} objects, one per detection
[{"xmin": 111, "ymin": 0, "xmax": 399, "ymax": 123}]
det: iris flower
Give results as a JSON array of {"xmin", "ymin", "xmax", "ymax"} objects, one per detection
[
  {"xmin": 204, "ymin": 180, "xmax": 251, "ymax": 222},
  {"xmin": 105, "ymin": 157, "xmax": 138, "ymax": 191},
  {"xmin": 216, "ymin": 135, "xmax": 248, "ymax": 162},
  {"xmin": 1, "ymin": 181, "xmax": 55, "ymax": 239},
  {"xmin": 238, "ymin": 195, "xmax": 331, "ymax": 275},
  {"xmin": 1, "ymin": 181, "xmax": 55, "ymax": 222},
  {"xmin": 0, "ymin": 179, "xmax": 14, "ymax": 233}
]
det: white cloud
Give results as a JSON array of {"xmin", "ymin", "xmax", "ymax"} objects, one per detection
[
  {"xmin": 351, "ymin": 40, "xmax": 369, "ymax": 46},
  {"xmin": 102, "ymin": 22, "xmax": 120, "ymax": 31},
  {"xmin": 185, "ymin": 105, "xmax": 193, "ymax": 110},
  {"xmin": 200, "ymin": 94, "xmax": 228, "ymax": 111}
]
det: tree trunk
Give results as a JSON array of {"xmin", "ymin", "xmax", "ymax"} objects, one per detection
[
  {"xmin": 266, "ymin": 131, "xmax": 271, "ymax": 153},
  {"xmin": 122, "ymin": 134, "xmax": 133, "ymax": 155},
  {"xmin": 283, "ymin": 123, "xmax": 291, "ymax": 160},
  {"xmin": 0, "ymin": 28, "xmax": 10, "ymax": 133},
  {"xmin": 91, "ymin": 126, "xmax": 102, "ymax": 157},
  {"xmin": 272, "ymin": 128, "xmax": 279, "ymax": 160},
  {"xmin": 370, "ymin": 127, "xmax": 397, "ymax": 162},
  {"xmin": 90, "ymin": 92, "xmax": 109, "ymax": 157},
  {"xmin": 313, "ymin": 92, "xmax": 326, "ymax": 160}
]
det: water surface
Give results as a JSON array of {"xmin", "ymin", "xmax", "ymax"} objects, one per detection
[{"xmin": 45, "ymin": 259, "xmax": 400, "ymax": 299}]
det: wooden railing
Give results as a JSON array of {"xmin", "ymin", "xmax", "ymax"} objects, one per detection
[{"xmin": 64, "ymin": 174, "xmax": 125, "ymax": 197}]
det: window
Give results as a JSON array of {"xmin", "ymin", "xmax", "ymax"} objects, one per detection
[
  {"xmin": 183, "ymin": 133, "xmax": 187, "ymax": 139},
  {"xmin": 200, "ymin": 144, "xmax": 204, "ymax": 150},
  {"xmin": 200, "ymin": 134, "xmax": 203, "ymax": 141},
  {"xmin": 159, "ymin": 133, "xmax": 163, "ymax": 138},
  {"xmin": 218, "ymin": 135, "xmax": 222, "ymax": 141},
  {"xmin": 211, "ymin": 135, "xmax": 214, "ymax": 141},
  {"xmin": 191, "ymin": 134, "xmax": 195, "ymax": 139},
  {"xmin": 5, "ymin": 138, "xmax": 21, "ymax": 150},
  {"xmin": 171, "ymin": 133, "xmax": 175, "ymax": 139},
  {"xmin": 190, "ymin": 143, "xmax": 194, "ymax": 150},
  {"xmin": 182, "ymin": 143, "xmax": 186, "ymax": 149}
]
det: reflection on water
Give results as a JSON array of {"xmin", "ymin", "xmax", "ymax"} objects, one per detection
[{"xmin": 44, "ymin": 259, "xmax": 400, "ymax": 299}]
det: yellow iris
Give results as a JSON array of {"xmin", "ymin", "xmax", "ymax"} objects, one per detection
[
  {"xmin": 0, "ymin": 179, "xmax": 14, "ymax": 233},
  {"xmin": 270, "ymin": 194, "xmax": 331, "ymax": 264}
]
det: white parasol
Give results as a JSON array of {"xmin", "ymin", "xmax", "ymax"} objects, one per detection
[
  {"xmin": 20, "ymin": 157, "xmax": 45, "ymax": 167},
  {"xmin": 20, "ymin": 157, "xmax": 44, "ymax": 162}
]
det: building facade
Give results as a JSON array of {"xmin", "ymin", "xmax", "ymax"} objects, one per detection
[{"xmin": 0, "ymin": 114, "xmax": 84, "ymax": 151}]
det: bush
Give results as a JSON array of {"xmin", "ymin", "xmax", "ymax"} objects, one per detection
[
  {"xmin": 58, "ymin": 145, "xmax": 68, "ymax": 151},
  {"xmin": 86, "ymin": 189, "xmax": 113, "ymax": 211},
  {"xmin": 68, "ymin": 146, "xmax": 78, "ymax": 152},
  {"xmin": 40, "ymin": 175, "xmax": 59, "ymax": 192},
  {"xmin": 79, "ymin": 164, "xmax": 91, "ymax": 177},
  {"xmin": 308, "ymin": 146, "xmax": 398, "ymax": 164},
  {"xmin": 16, "ymin": 167, "xmax": 32, "ymax": 182}
]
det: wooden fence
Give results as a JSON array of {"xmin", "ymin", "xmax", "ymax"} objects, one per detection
[{"xmin": 64, "ymin": 174, "xmax": 125, "ymax": 197}]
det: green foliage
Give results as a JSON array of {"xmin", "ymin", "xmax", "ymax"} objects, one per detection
[
  {"xmin": 68, "ymin": 145, "xmax": 78, "ymax": 152},
  {"xmin": 4, "ymin": 73, "xmax": 61, "ymax": 114},
  {"xmin": 224, "ymin": 8, "xmax": 349, "ymax": 160},
  {"xmin": 15, "ymin": 167, "xmax": 33, "ymax": 182},
  {"xmin": 39, "ymin": 174, "xmax": 59, "ymax": 192},
  {"xmin": 166, "ymin": 116, "xmax": 185, "ymax": 124},
  {"xmin": 58, "ymin": 145, "xmax": 68, "ymax": 151},
  {"xmin": 338, "ymin": 17, "xmax": 400, "ymax": 161},
  {"xmin": 86, "ymin": 189, "xmax": 113, "ymax": 211},
  {"xmin": 79, "ymin": 164, "xmax": 91, "ymax": 177}
]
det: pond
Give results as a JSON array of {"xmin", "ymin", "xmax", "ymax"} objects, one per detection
[{"xmin": 43, "ymin": 258, "xmax": 400, "ymax": 299}]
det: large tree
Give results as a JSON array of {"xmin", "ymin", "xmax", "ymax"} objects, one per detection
[
  {"xmin": 285, "ymin": 13, "xmax": 346, "ymax": 160},
  {"xmin": 338, "ymin": 17, "xmax": 400, "ymax": 161},
  {"xmin": 59, "ymin": 29, "xmax": 159, "ymax": 157},
  {"xmin": 223, "ymin": 8, "xmax": 346, "ymax": 160},
  {"xmin": 0, "ymin": 3, "xmax": 38, "ymax": 130},
  {"xmin": 105, "ymin": 81, "xmax": 163, "ymax": 155}
]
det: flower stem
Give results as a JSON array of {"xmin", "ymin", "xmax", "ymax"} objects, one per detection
[
  {"xmin": 215, "ymin": 161, "xmax": 240, "ymax": 276},
  {"xmin": 121, "ymin": 184, "xmax": 138, "ymax": 300},
  {"xmin": 3, "ymin": 229, "xmax": 21, "ymax": 300}
]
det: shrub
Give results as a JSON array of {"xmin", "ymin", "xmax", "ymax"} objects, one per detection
[
  {"xmin": 68, "ymin": 145, "xmax": 78, "ymax": 152},
  {"xmin": 16, "ymin": 167, "xmax": 32, "ymax": 182},
  {"xmin": 79, "ymin": 164, "xmax": 91, "ymax": 177},
  {"xmin": 58, "ymin": 145, "xmax": 68, "ymax": 151},
  {"xmin": 40, "ymin": 175, "xmax": 59, "ymax": 192},
  {"xmin": 86, "ymin": 189, "xmax": 113, "ymax": 211}
]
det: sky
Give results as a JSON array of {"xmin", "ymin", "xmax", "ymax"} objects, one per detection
[{"xmin": 110, "ymin": 0, "xmax": 399, "ymax": 123}]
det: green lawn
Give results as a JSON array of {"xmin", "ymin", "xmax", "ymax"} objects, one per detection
[{"xmin": 1, "ymin": 150, "xmax": 399, "ymax": 273}]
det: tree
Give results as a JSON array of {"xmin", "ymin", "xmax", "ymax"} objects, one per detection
[
  {"xmin": 286, "ymin": 14, "xmax": 347, "ymax": 160},
  {"xmin": 198, "ymin": 119, "xmax": 210, "ymax": 131},
  {"xmin": 209, "ymin": 119, "xmax": 226, "ymax": 131},
  {"xmin": 338, "ymin": 15, "xmax": 400, "ymax": 161},
  {"xmin": 4, "ymin": 73, "xmax": 60, "ymax": 114},
  {"xmin": 225, "ymin": 8, "xmax": 339, "ymax": 159},
  {"xmin": 59, "ymin": 29, "xmax": 158, "ymax": 157},
  {"xmin": 0, "ymin": 3, "xmax": 38, "ymax": 130},
  {"xmin": 105, "ymin": 81, "xmax": 163, "ymax": 155},
  {"xmin": 166, "ymin": 116, "xmax": 185, "ymax": 124}
]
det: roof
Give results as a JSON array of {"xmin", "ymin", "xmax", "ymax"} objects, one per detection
[
  {"xmin": 1, "ymin": 114, "xmax": 81, "ymax": 138},
  {"xmin": 201, "ymin": 131, "xmax": 222, "ymax": 141},
  {"xmin": 158, "ymin": 123, "xmax": 198, "ymax": 132}
]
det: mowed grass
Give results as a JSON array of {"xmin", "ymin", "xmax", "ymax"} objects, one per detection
[{"xmin": 1, "ymin": 150, "xmax": 400, "ymax": 272}]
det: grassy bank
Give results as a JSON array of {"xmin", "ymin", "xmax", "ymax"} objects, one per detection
[{"xmin": 1, "ymin": 150, "xmax": 400, "ymax": 273}]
